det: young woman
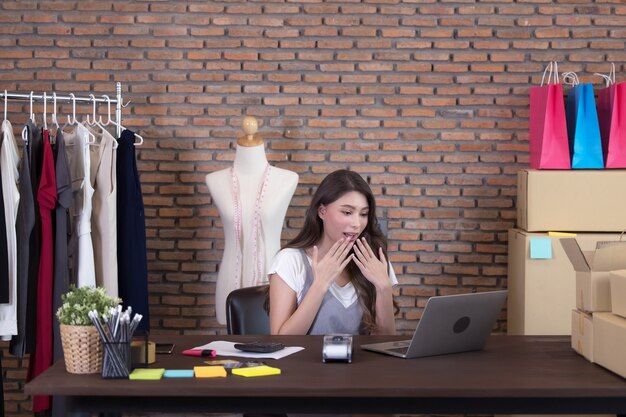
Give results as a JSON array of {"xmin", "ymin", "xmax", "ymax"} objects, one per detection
[{"xmin": 268, "ymin": 169, "xmax": 397, "ymax": 335}]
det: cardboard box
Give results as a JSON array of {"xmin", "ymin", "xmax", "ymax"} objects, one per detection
[
  {"xmin": 507, "ymin": 229, "xmax": 625, "ymax": 335},
  {"xmin": 561, "ymin": 239, "xmax": 626, "ymax": 312},
  {"xmin": 508, "ymin": 229, "xmax": 575, "ymax": 335},
  {"xmin": 571, "ymin": 309, "xmax": 594, "ymax": 362},
  {"xmin": 517, "ymin": 169, "xmax": 626, "ymax": 232},
  {"xmin": 593, "ymin": 312, "xmax": 626, "ymax": 379},
  {"xmin": 610, "ymin": 269, "xmax": 626, "ymax": 318}
]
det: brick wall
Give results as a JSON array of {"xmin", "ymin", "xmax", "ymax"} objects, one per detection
[{"xmin": 1, "ymin": 0, "xmax": 626, "ymax": 415}]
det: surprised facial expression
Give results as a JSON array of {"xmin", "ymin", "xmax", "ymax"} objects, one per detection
[{"xmin": 318, "ymin": 191, "xmax": 369, "ymax": 244}]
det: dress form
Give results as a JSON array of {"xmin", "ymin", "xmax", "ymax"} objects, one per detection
[{"xmin": 206, "ymin": 116, "xmax": 299, "ymax": 325}]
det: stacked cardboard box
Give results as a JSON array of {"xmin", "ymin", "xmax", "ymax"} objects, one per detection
[
  {"xmin": 561, "ymin": 239, "xmax": 626, "ymax": 363},
  {"xmin": 504, "ymin": 169, "xmax": 626, "ymax": 417},
  {"xmin": 508, "ymin": 169, "xmax": 626, "ymax": 336},
  {"xmin": 579, "ymin": 269, "xmax": 626, "ymax": 379},
  {"xmin": 517, "ymin": 169, "xmax": 626, "ymax": 232}
]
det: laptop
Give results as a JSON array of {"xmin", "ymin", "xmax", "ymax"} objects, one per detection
[{"xmin": 361, "ymin": 290, "xmax": 508, "ymax": 359}]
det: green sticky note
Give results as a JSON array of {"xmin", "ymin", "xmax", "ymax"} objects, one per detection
[
  {"xmin": 129, "ymin": 368, "xmax": 165, "ymax": 380},
  {"xmin": 530, "ymin": 237, "xmax": 552, "ymax": 259}
]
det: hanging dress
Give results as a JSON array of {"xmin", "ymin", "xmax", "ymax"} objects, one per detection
[
  {"xmin": 90, "ymin": 126, "xmax": 118, "ymax": 297},
  {"xmin": 64, "ymin": 123, "xmax": 96, "ymax": 287},
  {"xmin": 117, "ymin": 129, "xmax": 149, "ymax": 332},
  {"xmin": 52, "ymin": 128, "xmax": 71, "ymax": 361},
  {"xmin": 0, "ymin": 120, "xmax": 20, "ymax": 338},
  {"xmin": 9, "ymin": 123, "xmax": 35, "ymax": 357},
  {"xmin": 29, "ymin": 129, "xmax": 57, "ymax": 412},
  {"xmin": 26, "ymin": 121, "xmax": 42, "ymax": 353},
  {"xmin": 0, "ymin": 130, "xmax": 9, "ymax": 305}
]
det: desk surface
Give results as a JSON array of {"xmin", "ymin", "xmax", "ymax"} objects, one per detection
[{"xmin": 25, "ymin": 335, "xmax": 626, "ymax": 414}]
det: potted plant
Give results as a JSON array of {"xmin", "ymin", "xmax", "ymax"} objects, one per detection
[{"xmin": 56, "ymin": 285, "xmax": 120, "ymax": 374}]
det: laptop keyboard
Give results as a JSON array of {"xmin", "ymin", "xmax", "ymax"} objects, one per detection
[{"xmin": 387, "ymin": 346, "xmax": 409, "ymax": 354}]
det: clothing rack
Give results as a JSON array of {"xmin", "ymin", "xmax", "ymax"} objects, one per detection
[{"xmin": 1, "ymin": 82, "xmax": 125, "ymax": 138}]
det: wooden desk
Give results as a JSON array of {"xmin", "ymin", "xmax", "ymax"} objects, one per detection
[{"xmin": 25, "ymin": 335, "xmax": 626, "ymax": 414}]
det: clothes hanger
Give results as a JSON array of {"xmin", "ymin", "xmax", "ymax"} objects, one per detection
[
  {"xmin": 86, "ymin": 94, "xmax": 101, "ymax": 126},
  {"xmin": 3, "ymin": 90, "xmax": 7, "ymax": 122},
  {"xmin": 21, "ymin": 91, "xmax": 35, "ymax": 144},
  {"xmin": 43, "ymin": 91, "xmax": 55, "ymax": 144},
  {"xmin": 52, "ymin": 92, "xmax": 60, "ymax": 129},
  {"xmin": 84, "ymin": 95, "xmax": 98, "ymax": 145},
  {"xmin": 99, "ymin": 95, "xmax": 110, "ymax": 126},
  {"xmin": 66, "ymin": 93, "xmax": 97, "ymax": 145},
  {"xmin": 67, "ymin": 93, "xmax": 77, "ymax": 125},
  {"xmin": 47, "ymin": 92, "xmax": 59, "ymax": 144},
  {"xmin": 133, "ymin": 131, "xmax": 144, "ymax": 146},
  {"xmin": 29, "ymin": 91, "xmax": 35, "ymax": 122},
  {"xmin": 43, "ymin": 92, "xmax": 48, "ymax": 130},
  {"xmin": 100, "ymin": 95, "xmax": 119, "ymax": 149},
  {"xmin": 85, "ymin": 94, "xmax": 105, "ymax": 146},
  {"xmin": 120, "ymin": 97, "xmax": 143, "ymax": 146}
]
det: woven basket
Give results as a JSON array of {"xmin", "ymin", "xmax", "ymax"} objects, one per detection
[{"xmin": 60, "ymin": 324, "xmax": 103, "ymax": 374}]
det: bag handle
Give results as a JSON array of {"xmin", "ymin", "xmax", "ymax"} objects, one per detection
[
  {"xmin": 562, "ymin": 71, "xmax": 580, "ymax": 87},
  {"xmin": 541, "ymin": 61, "xmax": 561, "ymax": 86},
  {"xmin": 593, "ymin": 62, "xmax": 616, "ymax": 88}
]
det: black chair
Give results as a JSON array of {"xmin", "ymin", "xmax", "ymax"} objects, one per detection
[
  {"xmin": 225, "ymin": 284, "xmax": 270, "ymax": 335},
  {"xmin": 226, "ymin": 285, "xmax": 286, "ymax": 417}
]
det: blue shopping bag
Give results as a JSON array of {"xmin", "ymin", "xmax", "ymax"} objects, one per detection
[{"xmin": 565, "ymin": 82, "xmax": 604, "ymax": 169}]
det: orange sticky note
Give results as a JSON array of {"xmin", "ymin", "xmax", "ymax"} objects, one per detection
[{"xmin": 194, "ymin": 366, "xmax": 227, "ymax": 378}]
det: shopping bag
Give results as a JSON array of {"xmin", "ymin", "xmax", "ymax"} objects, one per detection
[
  {"xmin": 563, "ymin": 73, "xmax": 604, "ymax": 169},
  {"xmin": 529, "ymin": 62, "xmax": 571, "ymax": 169},
  {"xmin": 595, "ymin": 64, "xmax": 626, "ymax": 168}
]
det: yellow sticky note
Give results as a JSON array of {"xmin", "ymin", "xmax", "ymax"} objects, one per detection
[
  {"xmin": 194, "ymin": 366, "xmax": 227, "ymax": 378},
  {"xmin": 548, "ymin": 231, "xmax": 577, "ymax": 237},
  {"xmin": 129, "ymin": 368, "xmax": 165, "ymax": 380},
  {"xmin": 231, "ymin": 365, "xmax": 281, "ymax": 377}
]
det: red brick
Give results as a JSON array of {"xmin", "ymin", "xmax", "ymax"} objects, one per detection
[{"xmin": 535, "ymin": 27, "xmax": 570, "ymax": 38}]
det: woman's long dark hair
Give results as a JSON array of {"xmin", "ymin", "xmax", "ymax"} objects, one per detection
[{"xmin": 285, "ymin": 169, "xmax": 389, "ymax": 333}]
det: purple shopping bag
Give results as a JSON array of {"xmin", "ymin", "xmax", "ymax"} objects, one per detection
[{"xmin": 596, "ymin": 64, "xmax": 626, "ymax": 168}]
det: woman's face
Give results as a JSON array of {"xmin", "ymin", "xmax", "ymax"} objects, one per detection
[{"xmin": 318, "ymin": 191, "xmax": 369, "ymax": 244}]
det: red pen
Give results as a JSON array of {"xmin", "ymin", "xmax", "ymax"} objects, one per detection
[{"xmin": 182, "ymin": 349, "xmax": 217, "ymax": 357}]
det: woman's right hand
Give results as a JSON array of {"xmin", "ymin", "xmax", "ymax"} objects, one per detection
[{"xmin": 310, "ymin": 238, "xmax": 353, "ymax": 290}]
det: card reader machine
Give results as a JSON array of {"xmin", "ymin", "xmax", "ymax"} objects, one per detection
[{"xmin": 322, "ymin": 335, "xmax": 353, "ymax": 363}]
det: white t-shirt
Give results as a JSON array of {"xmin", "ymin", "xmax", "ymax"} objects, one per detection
[{"xmin": 268, "ymin": 247, "xmax": 398, "ymax": 308}]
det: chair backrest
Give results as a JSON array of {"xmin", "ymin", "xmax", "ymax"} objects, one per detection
[{"xmin": 225, "ymin": 284, "xmax": 270, "ymax": 335}]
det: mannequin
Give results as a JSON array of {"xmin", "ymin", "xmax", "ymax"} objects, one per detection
[{"xmin": 206, "ymin": 116, "xmax": 299, "ymax": 325}]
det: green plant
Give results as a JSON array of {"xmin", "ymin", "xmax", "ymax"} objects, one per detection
[{"xmin": 56, "ymin": 285, "xmax": 121, "ymax": 326}]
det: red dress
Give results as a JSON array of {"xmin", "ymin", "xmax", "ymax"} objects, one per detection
[{"xmin": 28, "ymin": 130, "xmax": 57, "ymax": 412}]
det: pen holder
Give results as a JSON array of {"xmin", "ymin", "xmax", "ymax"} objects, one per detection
[{"xmin": 102, "ymin": 341, "xmax": 131, "ymax": 379}]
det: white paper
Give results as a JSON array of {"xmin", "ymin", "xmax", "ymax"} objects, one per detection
[{"xmin": 192, "ymin": 341, "xmax": 304, "ymax": 360}]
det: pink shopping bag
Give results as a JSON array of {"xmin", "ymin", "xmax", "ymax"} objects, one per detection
[{"xmin": 529, "ymin": 62, "xmax": 571, "ymax": 169}]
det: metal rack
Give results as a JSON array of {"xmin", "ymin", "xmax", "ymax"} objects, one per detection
[{"xmin": 0, "ymin": 82, "xmax": 125, "ymax": 138}]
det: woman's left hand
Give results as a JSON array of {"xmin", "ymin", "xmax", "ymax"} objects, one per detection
[{"xmin": 352, "ymin": 237, "xmax": 391, "ymax": 291}]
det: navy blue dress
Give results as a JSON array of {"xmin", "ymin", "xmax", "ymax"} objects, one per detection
[{"xmin": 117, "ymin": 129, "xmax": 150, "ymax": 332}]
